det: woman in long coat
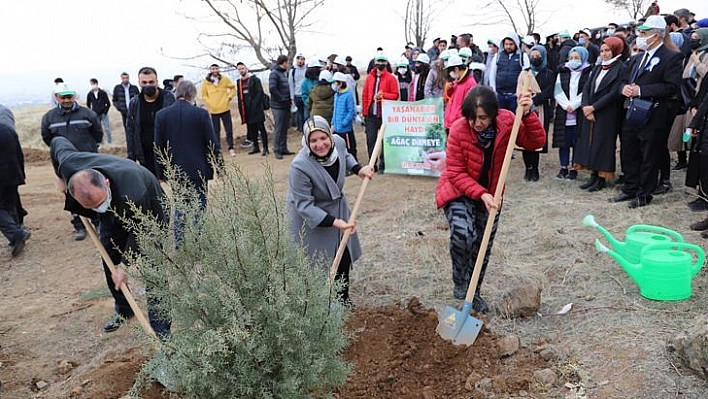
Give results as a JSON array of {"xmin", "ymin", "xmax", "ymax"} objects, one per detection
[
  {"xmin": 574, "ymin": 37, "xmax": 627, "ymax": 192},
  {"xmin": 287, "ymin": 116, "xmax": 374, "ymax": 306}
]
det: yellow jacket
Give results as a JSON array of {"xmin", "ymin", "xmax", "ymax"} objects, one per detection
[{"xmin": 201, "ymin": 75, "xmax": 235, "ymax": 114}]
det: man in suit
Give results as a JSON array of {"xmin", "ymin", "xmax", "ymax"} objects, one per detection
[
  {"xmin": 50, "ymin": 136, "xmax": 171, "ymax": 335},
  {"xmin": 610, "ymin": 15, "xmax": 683, "ymax": 208},
  {"xmin": 154, "ymin": 80, "xmax": 220, "ymax": 240}
]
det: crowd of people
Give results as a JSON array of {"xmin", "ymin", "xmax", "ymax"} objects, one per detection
[{"xmin": 3, "ymin": 6, "xmax": 708, "ymax": 344}]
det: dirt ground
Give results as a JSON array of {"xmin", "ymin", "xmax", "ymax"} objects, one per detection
[{"xmin": 2, "ymin": 112, "xmax": 708, "ymax": 398}]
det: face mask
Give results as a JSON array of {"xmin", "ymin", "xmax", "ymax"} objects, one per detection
[
  {"xmin": 606, "ymin": 29, "xmax": 615, "ymax": 36},
  {"xmin": 376, "ymin": 63, "xmax": 386, "ymax": 71},
  {"xmin": 530, "ymin": 57, "xmax": 543, "ymax": 67},
  {"xmin": 631, "ymin": 50, "xmax": 640, "ymax": 56},
  {"xmin": 92, "ymin": 187, "xmax": 111, "ymax": 213},
  {"xmin": 578, "ymin": 38, "xmax": 586, "ymax": 45},
  {"xmin": 635, "ymin": 34, "xmax": 654, "ymax": 51},
  {"xmin": 567, "ymin": 60, "xmax": 582, "ymax": 69},
  {"xmin": 397, "ymin": 67, "xmax": 407, "ymax": 75},
  {"xmin": 331, "ymin": 83, "xmax": 339, "ymax": 92},
  {"xmin": 449, "ymin": 71, "xmax": 459, "ymax": 80},
  {"xmin": 691, "ymin": 38, "xmax": 701, "ymax": 50},
  {"xmin": 142, "ymin": 85, "xmax": 157, "ymax": 97}
]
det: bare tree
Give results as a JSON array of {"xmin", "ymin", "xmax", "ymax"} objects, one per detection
[
  {"xmin": 603, "ymin": 0, "xmax": 649, "ymax": 20},
  {"xmin": 403, "ymin": 0, "xmax": 436, "ymax": 49},
  {"xmin": 194, "ymin": 0, "xmax": 324, "ymax": 70},
  {"xmin": 470, "ymin": 0, "xmax": 546, "ymax": 36}
]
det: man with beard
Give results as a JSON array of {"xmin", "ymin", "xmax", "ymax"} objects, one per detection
[
  {"xmin": 125, "ymin": 67, "xmax": 175, "ymax": 176},
  {"xmin": 202, "ymin": 64, "xmax": 239, "ymax": 156}
]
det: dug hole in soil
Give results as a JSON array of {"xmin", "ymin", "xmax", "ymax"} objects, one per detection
[{"xmin": 76, "ymin": 298, "xmax": 549, "ymax": 398}]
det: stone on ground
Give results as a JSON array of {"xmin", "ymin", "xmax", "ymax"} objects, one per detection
[
  {"xmin": 666, "ymin": 315, "xmax": 708, "ymax": 380},
  {"xmin": 495, "ymin": 280, "xmax": 542, "ymax": 318},
  {"xmin": 497, "ymin": 334, "xmax": 520, "ymax": 358}
]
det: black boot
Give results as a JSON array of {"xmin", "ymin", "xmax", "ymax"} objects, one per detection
[
  {"xmin": 248, "ymin": 143, "xmax": 260, "ymax": 155},
  {"xmin": 580, "ymin": 174, "xmax": 599, "ymax": 189},
  {"xmin": 587, "ymin": 177, "xmax": 606, "ymax": 192},
  {"xmin": 531, "ymin": 166, "xmax": 539, "ymax": 181},
  {"xmin": 524, "ymin": 168, "xmax": 532, "ymax": 181}
]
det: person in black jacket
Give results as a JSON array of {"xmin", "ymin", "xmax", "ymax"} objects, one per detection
[
  {"xmin": 269, "ymin": 55, "xmax": 294, "ymax": 159},
  {"xmin": 236, "ymin": 62, "xmax": 269, "ymax": 155},
  {"xmin": 523, "ymin": 45, "xmax": 556, "ymax": 181},
  {"xmin": 112, "ymin": 72, "xmax": 139, "ymax": 129},
  {"xmin": 50, "ymin": 136, "xmax": 171, "ymax": 336},
  {"xmin": 86, "ymin": 78, "xmax": 113, "ymax": 143},
  {"xmin": 558, "ymin": 30, "xmax": 578, "ymax": 66},
  {"xmin": 0, "ymin": 106, "xmax": 30, "ymax": 257},
  {"xmin": 41, "ymin": 83, "xmax": 103, "ymax": 240},
  {"xmin": 609, "ymin": 16, "xmax": 683, "ymax": 208},
  {"xmin": 125, "ymin": 67, "xmax": 175, "ymax": 176}
]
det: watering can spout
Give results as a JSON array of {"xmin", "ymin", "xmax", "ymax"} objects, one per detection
[
  {"xmin": 595, "ymin": 239, "xmax": 642, "ymax": 285},
  {"xmin": 584, "ymin": 214, "xmax": 625, "ymax": 254}
]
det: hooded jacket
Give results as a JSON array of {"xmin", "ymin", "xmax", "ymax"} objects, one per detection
[
  {"xmin": 494, "ymin": 33, "xmax": 530, "ymax": 93},
  {"xmin": 201, "ymin": 73, "xmax": 236, "ymax": 114}
]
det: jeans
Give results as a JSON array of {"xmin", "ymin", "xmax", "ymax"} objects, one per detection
[
  {"xmin": 211, "ymin": 111, "xmax": 234, "ymax": 150},
  {"xmin": 496, "ymin": 92, "xmax": 517, "ymax": 112},
  {"xmin": 559, "ymin": 125, "xmax": 577, "ymax": 167},
  {"xmin": 272, "ymin": 108, "xmax": 291, "ymax": 154},
  {"xmin": 99, "ymin": 113, "xmax": 112, "ymax": 143},
  {"xmin": 294, "ymin": 96, "xmax": 305, "ymax": 132},
  {"xmin": 365, "ymin": 116, "xmax": 384, "ymax": 170}
]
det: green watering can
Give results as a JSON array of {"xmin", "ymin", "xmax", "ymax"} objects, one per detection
[
  {"xmin": 583, "ymin": 215, "xmax": 684, "ymax": 264},
  {"xmin": 595, "ymin": 240, "xmax": 705, "ymax": 301}
]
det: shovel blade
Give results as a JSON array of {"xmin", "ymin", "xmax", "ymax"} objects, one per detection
[{"xmin": 436, "ymin": 304, "xmax": 483, "ymax": 346}]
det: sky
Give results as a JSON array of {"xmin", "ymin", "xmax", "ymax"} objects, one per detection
[{"xmin": 1, "ymin": 0, "xmax": 705, "ymax": 106}]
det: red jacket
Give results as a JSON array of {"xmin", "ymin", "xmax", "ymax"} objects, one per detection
[
  {"xmin": 362, "ymin": 69, "xmax": 399, "ymax": 117},
  {"xmin": 435, "ymin": 109, "xmax": 546, "ymax": 209},
  {"xmin": 443, "ymin": 70, "xmax": 477, "ymax": 128}
]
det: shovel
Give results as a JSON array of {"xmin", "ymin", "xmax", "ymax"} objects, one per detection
[
  {"xmin": 436, "ymin": 71, "xmax": 536, "ymax": 346},
  {"xmin": 328, "ymin": 125, "xmax": 386, "ymax": 295},
  {"xmin": 79, "ymin": 216, "xmax": 157, "ymax": 339}
]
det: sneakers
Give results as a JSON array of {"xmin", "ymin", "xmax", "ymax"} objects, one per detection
[
  {"xmin": 556, "ymin": 168, "xmax": 568, "ymax": 179},
  {"xmin": 687, "ymin": 198, "xmax": 708, "ymax": 212},
  {"xmin": 74, "ymin": 228, "xmax": 87, "ymax": 241},
  {"xmin": 228, "ymin": 148, "xmax": 237, "ymax": 157},
  {"xmin": 472, "ymin": 294, "xmax": 490, "ymax": 314},
  {"xmin": 673, "ymin": 161, "xmax": 688, "ymax": 170},
  {"xmin": 103, "ymin": 313, "xmax": 134, "ymax": 333},
  {"xmin": 240, "ymin": 139, "xmax": 253, "ymax": 148},
  {"xmin": 11, "ymin": 229, "xmax": 31, "ymax": 257},
  {"xmin": 567, "ymin": 170, "xmax": 577, "ymax": 180}
]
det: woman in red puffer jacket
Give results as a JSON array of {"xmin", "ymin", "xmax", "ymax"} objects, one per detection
[{"xmin": 435, "ymin": 85, "xmax": 545, "ymax": 313}]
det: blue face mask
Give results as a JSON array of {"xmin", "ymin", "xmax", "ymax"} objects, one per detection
[
  {"xmin": 567, "ymin": 59, "xmax": 582, "ymax": 70},
  {"xmin": 578, "ymin": 38, "xmax": 586, "ymax": 45},
  {"xmin": 92, "ymin": 187, "xmax": 112, "ymax": 213},
  {"xmin": 331, "ymin": 83, "xmax": 339, "ymax": 92}
]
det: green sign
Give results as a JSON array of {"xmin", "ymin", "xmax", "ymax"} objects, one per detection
[{"xmin": 381, "ymin": 98, "xmax": 446, "ymax": 177}]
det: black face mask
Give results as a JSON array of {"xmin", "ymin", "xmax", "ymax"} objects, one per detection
[
  {"xmin": 530, "ymin": 57, "xmax": 543, "ymax": 67},
  {"xmin": 376, "ymin": 63, "xmax": 387, "ymax": 71},
  {"xmin": 690, "ymin": 38, "xmax": 701, "ymax": 50},
  {"xmin": 142, "ymin": 85, "xmax": 157, "ymax": 97}
]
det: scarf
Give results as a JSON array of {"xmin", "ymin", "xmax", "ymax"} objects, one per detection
[{"xmin": 476, "ymin": 126, "xmax": 496, "ymax": 147}]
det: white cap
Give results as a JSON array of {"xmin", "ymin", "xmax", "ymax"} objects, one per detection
[
  {"xmin": 458, "ymin": 47, "xmax": 473, "ymax": 59},
  {"xmin": 396, "ymin": 56, "xmax": 409, "ymax": 67},
  {"xmin": 638, "ymin": 15, "xmax": 667, "ymax": 31},
  {"xmin": 332, "ymin": 72, "xmax": 348, "ymax": 82},
  {"xmin": 445, "ymin": 54, "xmax": 465, "ymax": 69},
  {"xmin": 440, "ymin": 49, "xmax": 451, "ymax": 60},
  {"xmin": 374, "ymin": 51, "xmax": 388, "ymax": 61},
  {"xmin": 333, "ymin": 56, "xmax": 346, "ymax": 65},
  {"xmin": 307, "ymin": 59, "xmax": 322, "ymax": 68},
  {"xmin": 54, "ymin": 83, "xmax": 76, "ymax": 96},
  {"xmin": 414, "ymin": 53, "xmax": 430, "ymax": 64},
  {"xmin": 522, "ymin": 36, "xmax": 535, "ymax": 46},
  {"xmin": 318, "ymin": 70, "xmax": 333, "ymax": 82}
]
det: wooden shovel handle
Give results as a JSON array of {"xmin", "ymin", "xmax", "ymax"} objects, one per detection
[
  {"xmin": 329, "ymin": 124, "xmax": 386, "ymax": 282},
  {"xmin": 79, "ymin": 216, "xmax": 157, "ymax": 339},
  {"xmin": 463, "ymin": 72, "xmax": 533, "ymax": 304}
]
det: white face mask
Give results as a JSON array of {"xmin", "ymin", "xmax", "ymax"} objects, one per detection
[
  {"xmin": 449, "ymin": 71, "xmax": 459, "ymax": 80},
  {"xmin": 567, "ymin": 59, "xmax": 582, "ymax": 69},
  {"xmin": 635, "ymin": 34, "xmax": 654, "ymax": 51},
  {"xmin": 606, "ymin": 29, "xmax": 615, "ymax": 36},
  {"xmin": 397, "ymin": 67, "xmax": 407, "ymax": 75},
  {"xmin": 92, "ymin": 187, "xmax": 111, "ymax": 213}
]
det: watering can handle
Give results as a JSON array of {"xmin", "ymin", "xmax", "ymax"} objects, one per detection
[
  {"xmin": 627, "ymin": 225, "xmax": 684, "ymax": 243},
  {"xmin": 641, "ymin": 242, "xmax": 705, "ymax": 276}
]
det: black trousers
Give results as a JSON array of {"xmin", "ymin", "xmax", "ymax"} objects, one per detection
[
  {"xmin": 620, "ymin": 123, "xmax": 662, "ymax": 199},
  {"xmin": 246, "ymin": 122, "xmax": 268, "ymax": 150},
  {"xmin": 99, "ymin": 221, "xmax": 171, "ymax": 337},
  {"xmin": 658, "ymin": 100, "xmax": 681, "ymax": 181},
  {"xmin": 211, "ymin": 111, "xmax": 234, "ymax": 150},
  {"xmin": 334, "ymin": 247, "xmax": 352, "ymax": 302},
  {"xmin": 0, "ymin": 185, "xmax": 23, "ymax": 244},
  {"xmin": 365, "ymin": 116, "xmax": 383, "ymax": 170},
  {"xmin": 335, "ymin": 131, "xmax": 357, "ymax": 160}
]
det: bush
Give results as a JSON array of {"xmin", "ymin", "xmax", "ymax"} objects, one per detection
[{"xmin": 125, "ymin": 161, "xmax": 351, "ymax": 398}]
